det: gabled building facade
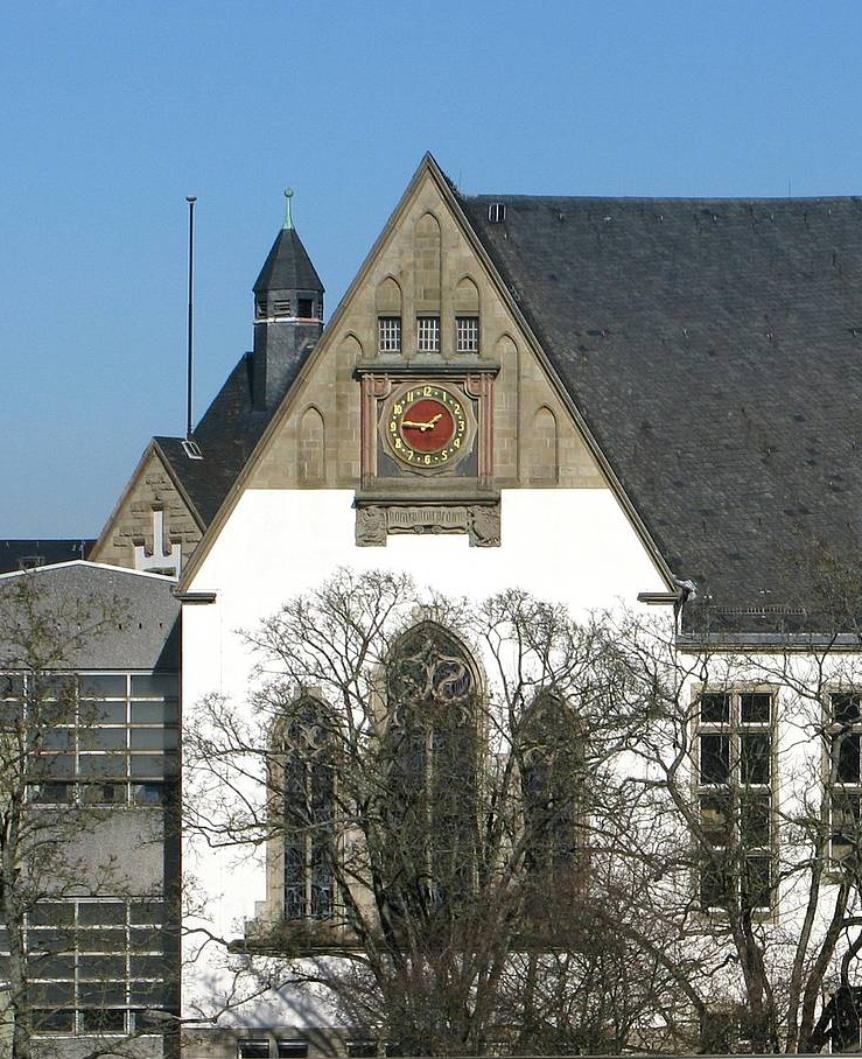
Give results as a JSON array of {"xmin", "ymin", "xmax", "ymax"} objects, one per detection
[
  {"xmin": 8, "ymin": 155, "xmax": 862, "ymax": 1056},
  {"xmin": 173, "ymin": 157, "xmax": 862, "ymax": 1055}
]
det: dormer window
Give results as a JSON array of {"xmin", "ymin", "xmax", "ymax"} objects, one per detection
[
  {"xmin": 298, "ymin": 298, "xmax": 314, "ymax": 319},
  {"xmin": 417, "ymin": 316, "xmax": 440, "ymax": 353},
  {"xmin": 273, "ymin": 300, "xmax": 292, "ymax": 317}
]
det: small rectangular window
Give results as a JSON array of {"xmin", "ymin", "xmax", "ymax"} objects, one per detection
[
  {"xmin": 277, "ymin": 1043, "xmax": 309, "ymax": 1058},
  {"xmin": 238, "ymin": 1043, "xmax": 271, "ymax": 1059},
  {"xmin": 273, "ymin": 300, "xmax": 291, "ymax": 317},
  {"xmin": 378, "ymin": 316, "xmax": 401, "ymax": 353},
  {"xmin": 456, "ymin": 316, "xmax": 480, "ymax": 354},
  {"xmin": 417, "ymin": 316, "xmax": 440, "ymax": 353},
  {"xmin": 298, "ymin": 298, "xmax": 314, "ymax": 319},
  {"xmin": 488, "ymin": 202, "xmax": 506, "ymax": 223}
]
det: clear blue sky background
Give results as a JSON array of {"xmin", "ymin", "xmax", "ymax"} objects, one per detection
[{"xmin": 4, "ymin": 1, "xmax": 862, "ymax": 536}]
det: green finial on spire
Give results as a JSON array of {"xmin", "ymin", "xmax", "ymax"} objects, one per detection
[{"xmin": 283, "ymin": 188, "xmax": 295, "ymax": 230}]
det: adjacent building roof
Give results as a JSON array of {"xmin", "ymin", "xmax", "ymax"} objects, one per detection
[
  {"xmin": 0, "ymin": 539, "xmax": 94, "ymax": 574},
  {"xmin": 0, "ymin": 562, "xmax": 179, "ymax": 670},
  {"xmin": 458, "ymin": 191, "xmax": 862, "ymax": 633}
]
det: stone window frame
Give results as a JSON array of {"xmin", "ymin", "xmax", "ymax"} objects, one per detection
[
  {"xmin": 455, "ymin": 314, "xmax": 480, "ymax": 354},
  {"xmin": 272, "ymin": 695, "xmax": 337, "ymax": 923},
  {"xmin": 416, "ymin": 315, "xmax": 441, "ymax": 354},
  {"xmin": 383, "ymin": 620, "xmax": 484, "ymax": 903},
  {"xmin": 694, "ymin": 685, "xmax": 778, "ymax": 915},
  {"xmin": 377, "ymin": 315, "xmax": 402, "ymax": 354},
  {"xmin": 824, "ymin": 689, "xmax": 862, "ymax": 864}
]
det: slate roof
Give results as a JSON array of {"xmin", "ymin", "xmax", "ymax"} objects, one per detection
[
  {"xmin": 0, "ymin": 539, "xmax": 94, "ymax": 574},
  {"xmin": 458, "ymin": 192, "xmax": 862, "ymax": 634},
  {"xmin": 253, "ymin": 226, "xmax": 324, "ymax": 294},
  {"xmin": 155, "ymin": 353, "xmax": 274, "ymax": 527}
]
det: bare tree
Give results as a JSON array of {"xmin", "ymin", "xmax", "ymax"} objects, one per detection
[{"xmin": 184, "ymin": 569, "xmax": 696, "ymax": 1055}]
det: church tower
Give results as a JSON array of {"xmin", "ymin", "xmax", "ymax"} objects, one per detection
[{"xmin": 252, "ymin": 189, "xmax": 325, "ymax": 411}]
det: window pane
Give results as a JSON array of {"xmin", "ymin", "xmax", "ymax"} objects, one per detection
[
  {"xmin": 40, "ymin": 728, "xmax": 73, "ymax": 750},
  {"xmin": 79, "ymin": 903, "xmax": 126, "ymax": 926},
  {"xmin": 28, "ymin": 782, "xmax": 75, "ymax": 805},
  {"xmin": 79, "ymin": 782, "xmax": 126, "ymax": 806},
  {"xmin": 79, "ymin": 675, "xmax": 127, "ymax": 697},
  {"xmin": 129, "ymin": 754, "xmax": 165, "ymax": 778},
  {"xmin": 131, "ymin": 700, "xmax": 178, "ymax": 725},
  {"xmin": 741, "ymin": 792, "xmax": 771, "ymax": 847},
  {"xmin": 278, "ymin": 1043, "xmax": 310, "ymax": 1058},
  {"xmin": 742, "ymin": 854, "xmax": 772, "ymax": 910},
  {"xmin": 741, "ymin": 733, "xmax": 770, "ymax": 784},
  {"xmin": 78, "ymin": 753, "xmax": 127, "ymax": 778},
  {"xmin": 78, "ymin": 981, "xmax": 126, "ymax": 1006},
  {"xmin": 30, "ymin": 903, "xmax": 74, "ymax": 927},
  {"xmin": 81, "ymin": 699, "xmax": 127, "ymax": 724},
  {"xmin": 77, "ymin": 929, "xmax": 126, "ymax": 952},
  {"xmin": 239, "ymin": 1043, "xmax": 270, "ymax": 1059},
  {"xmin": 130, "ymin": 728, "xmax": 178, "ymax": 751},
  {"xmin": 130, "ymin": 902, "xmax": 165, "ymax": 925},
  {"xmin": 79, "ymin": 728, "xmax": 127, "ymax": 751},
  {"xmin": 131, "ymin": 781, "xmax": 166, "ymax": 806},
  {"xmin": 80, "ymin": 1009, "xmax": 127, "ymax": 1032},
  {"xmin": 31, "ymin": 1009, "xmax": 75, "ymax": 1032},
  {"xmin": 741, "ymin": 692, "xmax": 772, "ymax": 723},
  {"xmin": 833, "ymin": 693, "xmax": 861, "ymax": 724},
  {"xmin": 131, "ymin": 674, "xmax": 178, "ymax": 698},
  {"xmin": 836, "ymin": 733, "xmax": 861, "ymax": 783},
  {"xmin": 700, "ymin": 693, "xmax": 729, "ymax": 723},
  {"xmin": 699, "ymin": 734, "xmax": 730, "ymax": 784},
  {"xmin": 79, "ymin": 955, "xmax": 127, "ymax": 979},
  {"xmin": 700, "ymin": 859, "xmax": 731, "ymax": 910},
  {"xmin": 129, "ymin": 954, "xmax": 170, "ymax": 978},
  {"xmin": 30, "ymin": 954, "xmax": 76, "ymax": 979},
  {"xmin": 700, "ymin": 793, "xmax": 732, "ymax": 845}
]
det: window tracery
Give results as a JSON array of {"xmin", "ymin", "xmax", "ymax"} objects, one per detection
[
  {"xmin": 383, "ymin": 623, "xmax": 479, "ymax": 910},
  {"xmin": 277, "ymin": 698, "xmax": 335, "ymax": 920}
]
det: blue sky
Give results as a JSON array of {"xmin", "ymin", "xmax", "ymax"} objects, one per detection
[{"xmin": 3, "ymin": 1, "xmax": 861, "ymax": 536}]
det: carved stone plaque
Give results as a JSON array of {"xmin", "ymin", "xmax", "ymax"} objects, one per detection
[{"xmin": 355, "ymin": 502, "xmax": 501, "ymax": 548}]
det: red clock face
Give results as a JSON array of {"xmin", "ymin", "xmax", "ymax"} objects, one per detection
[
  {"xmin": 399, "ymin": 398, "xmax": 454, "ymax": 453},
  {"xmin": 386, "ymin": 385, "xmax": 469, "ymax": 468}
]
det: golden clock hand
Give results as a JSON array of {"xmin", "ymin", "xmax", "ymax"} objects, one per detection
[{"xmin": 402, "ymin": 419, "xmax": 433, "ymax": 431}]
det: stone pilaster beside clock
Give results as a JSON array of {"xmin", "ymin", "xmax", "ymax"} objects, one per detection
[{"xmin": 353, "ymin": 362, "xmax": 500, "ymax": 546}]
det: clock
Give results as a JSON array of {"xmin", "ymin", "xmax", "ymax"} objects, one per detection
[{"xmin": 385, "ymin": 384, "xmax": 468, "ymax": 468}]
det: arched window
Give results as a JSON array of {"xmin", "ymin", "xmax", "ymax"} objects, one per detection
[
  {"xmin": 383, "ymin": 623, "xmax": 479, "ymax": 910},
  {"xmin": 519, "ymin": 692, "xmax": 584, "ymax": 884},
  {"xmin": 278, "ymin": 697, "xmax": 335, "ymax": 920}
]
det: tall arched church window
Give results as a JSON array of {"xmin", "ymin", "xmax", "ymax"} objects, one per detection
[
  {"xmin": 278, "ymin": 698, "xmax": 335, "ymax": 920},
  {"xmin": 519, "ymin": 692, "xmax": 584, "ymax": 883},
  {"xmin": 384, "ymin": 623, "xmax": 479, "ymax": 909}
]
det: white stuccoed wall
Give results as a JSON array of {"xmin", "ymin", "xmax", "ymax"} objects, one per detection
[{"xmin": 180, "ymin": 486, "xmax": 669, "ymax": 1024}]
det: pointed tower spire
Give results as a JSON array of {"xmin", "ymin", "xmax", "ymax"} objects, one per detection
[{"xmin": 252, "ymin": 189, "xmax": 325, "ymax": 411}]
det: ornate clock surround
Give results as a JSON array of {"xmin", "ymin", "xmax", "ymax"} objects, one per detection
[{"xmin": 354, "ymin": 361, "xmax": 500, "ymax": 547}]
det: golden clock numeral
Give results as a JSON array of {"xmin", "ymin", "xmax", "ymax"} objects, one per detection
[
  {"xmin": 424, "ymin": 454, "xmax": 431, "ymax": 465},
  {"xmin": 454, "ymin": 438, "xmax": 461, "ymax": 449},
  {"xmin": 394, "ymin": 403, "xmax": 403, "ymax": 414},
  {"xmin": 389, "ymin": 421, "xmax": 396, "ymax": 432},
  {"xmin": 423, "ymin": 386, "xmax": 432, "ymax": 397},
  {"xmin": 395, "ymin": 438, "xmax": 403, "ymax": 449}
]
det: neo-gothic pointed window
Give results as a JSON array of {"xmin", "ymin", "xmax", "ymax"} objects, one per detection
[
  {"xmin": 383, "ymin": 623, "xmax": 479, "ymax": 912},
  {"xmin": 519, "ymin": 692, "xmax": 584, "ymax": 884},
  {"xmin": 279, "ymin": 698, "xmax": 335, "ymax": 920}
]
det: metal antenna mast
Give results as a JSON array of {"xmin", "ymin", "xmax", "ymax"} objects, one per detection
[{"xmin": 185, "ymin": 196, "xmax": 197, "ymax": 440}]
